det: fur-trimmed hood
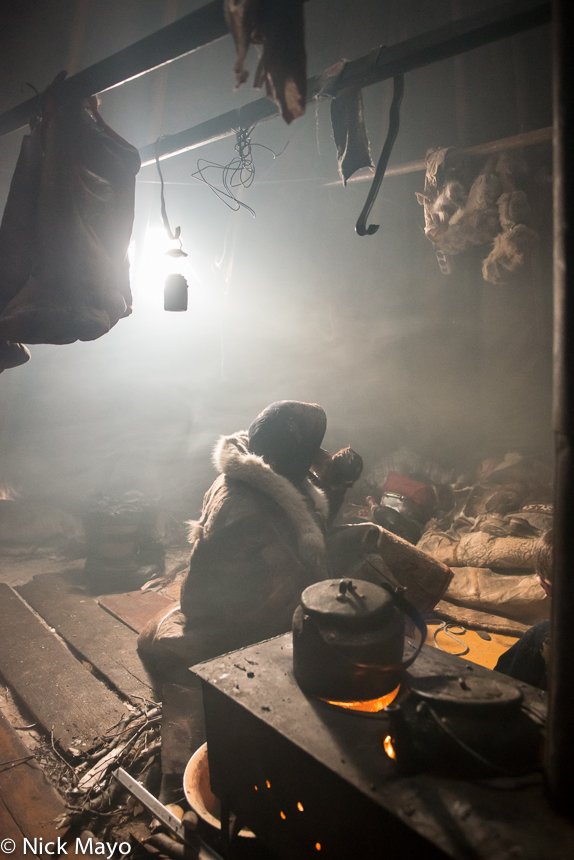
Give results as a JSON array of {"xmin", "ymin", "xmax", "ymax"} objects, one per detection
[{"xmin": 211, "ymin": 431, "xmax": 329, "ymax": 573}]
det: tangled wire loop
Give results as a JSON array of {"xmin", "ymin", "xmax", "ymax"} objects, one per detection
[{"xmin": 191, "ymin": 125, "xmax": 284, "ymax": 218}]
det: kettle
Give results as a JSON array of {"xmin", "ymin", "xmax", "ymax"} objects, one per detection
[{"xmin": 292, "ymin": 578, "xmax": 426, "ymax": 702}]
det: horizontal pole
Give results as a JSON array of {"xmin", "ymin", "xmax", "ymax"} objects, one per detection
[
  {"xmin": 141, "ymin": 101, "xmax": 280, "ymax": 168},
  {"xmin": 325, "ymin": 126, "xmax": 553, "ymax": 185},
  {"xmin": 139, "ymin": 0, "xmax": 551, "ymax": 167},
  {"xmin": 334, "ymin": 0, "xmax": 550, "ymax": 92},
  {"xmin": 0, "ymin": 0, "xmax": 228, "ymax": 138}
]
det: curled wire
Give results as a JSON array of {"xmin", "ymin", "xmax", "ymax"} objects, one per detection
[{"xmin": 191, "ymin": 124, "xmax": 286, "ymax": 217}]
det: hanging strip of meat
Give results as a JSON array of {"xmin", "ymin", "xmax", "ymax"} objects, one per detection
[
  {"xmin": 330, "ymin": 85, "xmax": 373, "ymax": 185},
  {"xmin": 0, "ymin": 74, "xmax": 141, "ymax": 345},
  {"xmin": 224, "ymin": 0, "xmax": 307, "ymax": 125}
]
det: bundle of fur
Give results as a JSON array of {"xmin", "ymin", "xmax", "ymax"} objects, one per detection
[
  {"xmin": 482, "ymin": 222, "xmax": 539, "ymax": 284},
  {"xmin": 417, "ymin": 150, "xmax": 539, "ymax": 283}
]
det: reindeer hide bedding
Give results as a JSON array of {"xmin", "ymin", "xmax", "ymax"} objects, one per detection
[
  {"xmin": 442, "ymin": 565, "xmax": 549, "ymax": 626},
  {"xmin": 418, "ymin": 527, "xmax": 539, "ymax": 569}
]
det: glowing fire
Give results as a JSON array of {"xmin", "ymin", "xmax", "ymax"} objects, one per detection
[
  {"xmin": 384, "ymin": 735, "xmax": 396, "ymax": 759},
  {"xmin": 321, "ymin": 684, "xmax": 400, "ymax": 713}
]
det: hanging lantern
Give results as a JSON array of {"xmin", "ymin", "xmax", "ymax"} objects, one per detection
[{"xmin": 164, "ymin": 273, "xmax": 188, "ymax": 312}]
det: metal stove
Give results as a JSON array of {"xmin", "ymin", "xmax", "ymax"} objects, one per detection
[{"xmin": 192, "ymin": 635, "xmax": 574, "ymax": 860}]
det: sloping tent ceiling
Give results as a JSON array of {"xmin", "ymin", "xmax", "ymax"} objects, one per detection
[{"xmin": 0, "ymin": 0, "xmax": 553, "ymax": 512}]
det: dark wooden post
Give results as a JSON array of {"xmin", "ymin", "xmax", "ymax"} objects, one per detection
[{"xmin": 547, "ymin": 0, "xmax": 574, "ymax": 819}]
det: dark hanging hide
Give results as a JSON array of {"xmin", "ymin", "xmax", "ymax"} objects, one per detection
[{"xmin": 0, "ymin": 73, "xmax": 140, "ymax": 347}]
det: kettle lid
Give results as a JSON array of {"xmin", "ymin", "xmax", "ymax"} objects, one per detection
[{"xmin": 300, "ymin": 578, "xmax": 397, "ymax": 628}]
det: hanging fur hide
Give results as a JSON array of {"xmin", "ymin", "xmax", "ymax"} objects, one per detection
[{"xmin": 0, "ymin": 73, "xmax": 140, "ymax": 346}]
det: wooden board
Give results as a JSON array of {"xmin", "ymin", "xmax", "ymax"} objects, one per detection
[
  {"xmin": 18, "ymin": 574, "xmax": 154, "ymax": 702},
  {"xmin": 0, "ymin": 583, "xmax": 126, "ymax": 751},
  {"xmin": 0, "ymin": 794, "xmax": 25, "ymax": 857},
  {"xmin": 0, "ymin": 709, "xmax": 67, "ymax": 844},
  {"xmin": 97, "ymin": 590, "xmax": 175, "ymax": 634}
]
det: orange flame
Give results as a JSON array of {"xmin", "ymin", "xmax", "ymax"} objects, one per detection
[
  {"xmin": 383, "ymin": 735, "xmax": 396, "ymax": 759},
  {"xmin": 321, "ymin": 684, "xmax": 400, "ymax": 713}
]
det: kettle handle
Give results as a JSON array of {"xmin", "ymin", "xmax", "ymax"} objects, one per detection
[
  {"xmin": 373, "ymin": 579, "xmax": 428, "ymax": 672},
  {"xmin": 309, "ymin": 575, "xmax": 428, "ymax": 675}
]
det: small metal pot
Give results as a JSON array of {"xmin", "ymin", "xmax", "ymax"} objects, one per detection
[{"xmin": 292, "ymin": 578, "xmax": 425, "ymax": 702}]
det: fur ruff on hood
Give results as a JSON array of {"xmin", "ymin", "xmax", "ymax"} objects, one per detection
[{"xmin": 210, "ymin": 431, "xmax": 329, "ymax": 573}]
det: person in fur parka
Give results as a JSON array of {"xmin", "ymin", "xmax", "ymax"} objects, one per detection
[
  {"xmin": 138, "ymin": 401, "xmax": 334, "ymax": 673},
  {"xmin": 181, "ymin": 401, "xmax": 332, "ymax": 656},
  {"xmin": 137, "ymin": 400, "xmax": 451, "ymax": 679}
]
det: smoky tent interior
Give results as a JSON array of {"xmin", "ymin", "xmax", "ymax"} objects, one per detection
[{"xmin": 0, "ymin": 0, "xmax": 572, "ymax": 858}]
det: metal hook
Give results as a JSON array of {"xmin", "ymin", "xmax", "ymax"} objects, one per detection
[{"xmin": 355, "ymin": 74, "xmax": 405, "ymax": 236}]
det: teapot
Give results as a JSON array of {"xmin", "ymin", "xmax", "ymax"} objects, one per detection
[{"xmin": 292, "ymin": 577, "xmax": 426, "ymax": 702}]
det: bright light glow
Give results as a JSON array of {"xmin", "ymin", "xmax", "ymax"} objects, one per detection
[
  {"xmin": 266, "ymin": 780, "xmax": 271, "ymax": 788},
  {"xmin": 129, "ymin": 229, "xmax": 186, "ymax": 309},
  {"xmin": 254, "ymin": 785, "xmax": 258, "ymax": 791},
  {"xmin": 384, "ymin": 735, "xmax": 396, "ymax": 759},
  {"xmin": 297, "ymin": 802, "xmax": 304, "ymax": 812},
  {"xmin": 315, "ymin": 843, "xmax": 322, "ymax": 851},
  {"xmin": 321, "ymin": 684, "xmax": 400, "ymax": 713},
  {"xmin": 280, "ymin": 811, "xmax": 286, "ymax": 820}
]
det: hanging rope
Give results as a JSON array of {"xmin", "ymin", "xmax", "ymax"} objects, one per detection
[{"xmin": 155, "ymin": 137, "xmax": 187, "ymax": 258}]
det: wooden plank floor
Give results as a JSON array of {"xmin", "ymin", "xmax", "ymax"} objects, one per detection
[
  {"xmin": 97, "ymin": 589, "xmax": 174, "ymax": 634},
  {"xmin": 0, "ymin": 583, "xmax": 126, "ymax": 751},
  {"xmin": 0, "ymin": 793, "xmax": 24, "ymax": 857},
  {"xmin": 18, "ymin": 573, "xmax": 154, "ymax": 703},
  {"xmin": 0, "ymin": 709, "xmax": 67, "ymax": 848}
]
